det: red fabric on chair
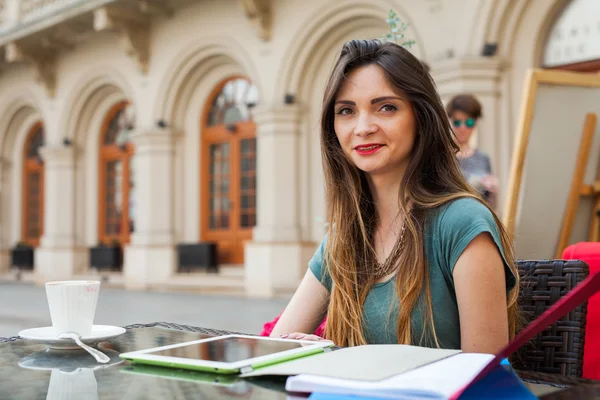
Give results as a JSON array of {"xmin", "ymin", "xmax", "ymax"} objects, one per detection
[{"xmin": 562, "ymin": 242, "xmax": 600, "ymax": 379}]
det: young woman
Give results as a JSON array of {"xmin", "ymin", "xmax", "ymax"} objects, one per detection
[
  {"xmin": 446, "ymin": 94, "xmax": 499, "ymax": 207},
  {"xmin": 270, "ymin": 39, "xmax": 519, "ymax": 354}
]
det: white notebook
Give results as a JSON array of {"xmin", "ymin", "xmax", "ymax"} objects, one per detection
[
  {"xmin": 241, "ymin": 344, "xmax": 460, "ymax": 381},
  {"xmin": 285, "ymin": 352, "xmax": 495, "ymax": 400}
]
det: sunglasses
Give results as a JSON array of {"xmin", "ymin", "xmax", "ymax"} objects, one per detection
[{"xmin": 452, "ymin": 118, "xmax": 476, "ymax": 128}]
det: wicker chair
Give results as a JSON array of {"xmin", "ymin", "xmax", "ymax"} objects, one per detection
[{"xmin": 512, "ymin": 259, "xmax": 590, "ymax": 377}]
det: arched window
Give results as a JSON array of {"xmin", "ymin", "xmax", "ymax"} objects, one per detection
[
  {"xmin": 99, "ymin": 101, "xmax": 135, "ymax": 245},
  {"xmin": 543, "ymin": 0, "xmax": 600, "ymax": 72},
  {"xmin": 22, "ymin": 122, "xmax": 45, "ymax": 247},
  {"xmin": 201, "ymin": 77, "xmax": 258, "ymax": 264}
]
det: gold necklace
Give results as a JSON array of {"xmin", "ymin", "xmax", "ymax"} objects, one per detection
[{"xmin": 373, "ymin": 222, "xmax": 407, "ymax": 279}]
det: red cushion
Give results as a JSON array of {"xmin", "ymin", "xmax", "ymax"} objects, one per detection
[
  {"xmin": 562, "ymin": 242, "xmax": 600, "ymax": 379},
  {"xmin": 259, "ymin": 310, "xmax": 327, "ymax": 338}
]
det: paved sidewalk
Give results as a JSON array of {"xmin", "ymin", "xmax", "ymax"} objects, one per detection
[{"xmin": 0, "ymin": 282, "xmax": 290, "ymax": 338}]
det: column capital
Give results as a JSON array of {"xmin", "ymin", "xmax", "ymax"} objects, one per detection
[
  {"xmin": 129, "ymin": 126, "xmax": 175, "ymax": 149},
  {"xmin": 252, "ymin": 104, "xmax": 302, "ymax": 135},
  {"xmin": 431, "ymin": 56, "xmax": 507, "ymax": 96},
  {"xmin": 39, "ymin": 145, "xmax": 76, "ymax": 166}
]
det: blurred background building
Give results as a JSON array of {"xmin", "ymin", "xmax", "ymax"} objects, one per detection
[{"xmin": 0, "ymin": 0, "xmax": 598, "ymax": 297}]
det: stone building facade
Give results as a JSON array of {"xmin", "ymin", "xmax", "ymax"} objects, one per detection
[{"xmin": 0, "ymin": 0, "xmax": 598, "ymax": 296}]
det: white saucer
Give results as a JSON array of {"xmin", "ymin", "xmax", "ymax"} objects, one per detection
[{"xmin": 19, "ymin": 325, "xmax": 126, "ymax": 349}]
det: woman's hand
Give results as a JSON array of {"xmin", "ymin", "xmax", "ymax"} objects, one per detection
[{"xmin": 280, "ymin": 332, "xmax": 326, "ymax": 341}]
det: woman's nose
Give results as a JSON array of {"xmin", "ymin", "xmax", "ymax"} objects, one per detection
[{"xmin": 353, "ymin": 114, "xmax": 377, "ymax": 137}]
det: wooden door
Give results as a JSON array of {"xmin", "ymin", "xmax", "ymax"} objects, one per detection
[
  {"xmin": 99, "ymin": 101, "xmax": 135, "ymax": 245},
  {"xmin": 201, "ymin": 77, "xmax": 258, "ymax": 265},
  {"xmin": 22, "ymin": 123, "xmax": 45, "ymax": 247}
]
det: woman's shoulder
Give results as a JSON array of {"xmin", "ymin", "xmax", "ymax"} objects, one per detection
[
  {"xmin": 441, "ymin": 196, "xmax": 489, "ymax": 212},
  {"xmin": 430, "ymin": 197, "xmax": 495, "ymax": 228}
]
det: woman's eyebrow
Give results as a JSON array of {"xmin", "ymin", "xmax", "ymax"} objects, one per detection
[
  {"xmin": 371, "ymin": 96, "xmax": 404, "ymax": 104},
  {"xmin": 334, "ymin": 96, "xmax": 405, "ymax": 106},
  {"xmin": 334, "ymin": 100, "xmax": 355, "ymax": 106}
]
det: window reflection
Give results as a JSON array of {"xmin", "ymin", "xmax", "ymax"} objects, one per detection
[
  {"xmin": 209, "ymin": 143, "xmax": 231, "ymax": 230},
  {"xmin": 207, "ymin": 79, "xmax": 258, "ymax": 126}
]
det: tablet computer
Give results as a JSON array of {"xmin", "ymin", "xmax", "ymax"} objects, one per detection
[{"xmin": 119, "ymin": 334, "xmax": 334, "ymax": 374}]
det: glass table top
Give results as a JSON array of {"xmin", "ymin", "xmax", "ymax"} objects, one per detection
[
  {"xmin": 0, "ymin": 322, "xmax": 593, "ymax": 400},
  {"xmin": 0, "ymin": 325, "xmax": 297, "ymax": 400}
]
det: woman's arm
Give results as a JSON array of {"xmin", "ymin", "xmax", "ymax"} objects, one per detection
[
  {"xmin": 453, "ymin": 232, "xmax": 509, "ymax": 354},
  {"xmin": 269, "ymin": 268, "xmax": 330, "ymax": 339}
]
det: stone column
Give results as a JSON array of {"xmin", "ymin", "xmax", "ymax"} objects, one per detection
[
  {"xmin": 244, "ymin": 105, "xmax": 316, "ymax": 297},
  {"xmin": 0, "ymin": 159, "xmax": 11, "ymax": 274},
  {"xmin": 431, "ymin": 56, "xmax": 510, "ymax": 212},
  {"xmin": 36, "ymin": 145, "xmax": 83, "ymax": 283},
  {"xmin": 123, "ymin": 127, "xmax": 176, "ymax": 290}
]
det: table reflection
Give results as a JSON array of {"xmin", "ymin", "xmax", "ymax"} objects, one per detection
[
  {"xmin": 0, "ymin": 326, "xmax": 296, "ymax": 400},
  {"xmin": 18, "ymin": 347, "xmax": 124, "ymax": 400}
]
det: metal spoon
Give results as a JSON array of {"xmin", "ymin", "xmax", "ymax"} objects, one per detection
[{"xmin": 58, "ymin": 331, "xmax": 110, "ymax": 364}]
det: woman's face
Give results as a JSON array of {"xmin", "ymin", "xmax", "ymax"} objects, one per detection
[
  {"xmin": 333, "ymin": 64, "xmax": 416, "ymax": 178},
  {"xmin": 450, "ymin": 110, "xmax": 477, "ymax": 146}
]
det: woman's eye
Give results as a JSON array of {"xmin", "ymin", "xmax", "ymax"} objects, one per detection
[
  {"xmin": 380, "ymin": 104, "xmax": 398, "ymax": 112},
  {"xmin": 335, "ymin": 108, "xmax": 353, "ymax": 116}
]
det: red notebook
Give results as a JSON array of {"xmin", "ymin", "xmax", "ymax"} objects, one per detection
[{"xmin": 450, "ymin": 270, "xmax": 600, "ymax": 399}]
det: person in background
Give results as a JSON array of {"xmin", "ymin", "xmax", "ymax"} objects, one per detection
[{"xmin": 446, "ymin": 94, "xmax": 499, "ymax": 207}]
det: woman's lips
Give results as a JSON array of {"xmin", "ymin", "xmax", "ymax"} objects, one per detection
[{"xmin": 354, "ymin": 144, "xmax": 383, "ymax": 155}]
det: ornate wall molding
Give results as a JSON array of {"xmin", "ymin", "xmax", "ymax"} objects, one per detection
[
  {"xmin": 5, "ymin": 41, "xmax": 62, "ymax": 96},
  {"xmin": 93, "ymin": 5, "xmax": 152, "ymax": 73},
  {"xmin": 240, "ymin": 0, "xmax": 272, "ymax": 41}
]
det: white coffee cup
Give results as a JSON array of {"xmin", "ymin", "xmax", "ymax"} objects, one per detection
[{"xmin": 45, "ymin": 281, "xmax": 101, "ymax": 338}]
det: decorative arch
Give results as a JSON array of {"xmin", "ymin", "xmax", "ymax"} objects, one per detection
[
  {"xmin": 0, "ymin": 94, "xmax": 44, "ymax": 251},
  {"xmin": 58, "ymin": 69, "xmax": 132, "ymax": 248},
  {"xmin": 59, "ymin": 68, "xmax": 135, "ymax": 147},
  {"xmin": 466, "ymin": 0, "xmax": 569, "ymax": 63},
  {"xmin": 274, "ymin": 0, "xmax": 425, "ymax": 102},
  {"xmin": 148, "ymin": 37, "xmax": 257, "ymax": 249},
  {"xmin": 154, "ymin": 37, "xmax": 262, "ymax": 127},
  {"xmin": 0, "ymin": 91, "xmax": 44, "ymax": 160},
  {"xmin": 98, "ymin": 101, "xmax": 134, "ymax": 245},
  {"xmin": 465, "ymin": 0, "xmax": 528, "ymax": 56},
  {"xmin": 21, "ymin": 122, "xmax": 45, "ymax": 247},
  {"xmin": 200, "ymin": 77, "xmax": 257, "ymax": 264}
]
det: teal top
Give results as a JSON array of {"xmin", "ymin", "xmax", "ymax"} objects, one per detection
[{"xmin": 309, "ymin": 197, "xmax": 516, "ymax": 349}]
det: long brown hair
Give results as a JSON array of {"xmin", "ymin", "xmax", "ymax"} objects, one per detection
[{"xmin": 320, "ymin": 39, "xmax": 519, "ymax": 347}]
